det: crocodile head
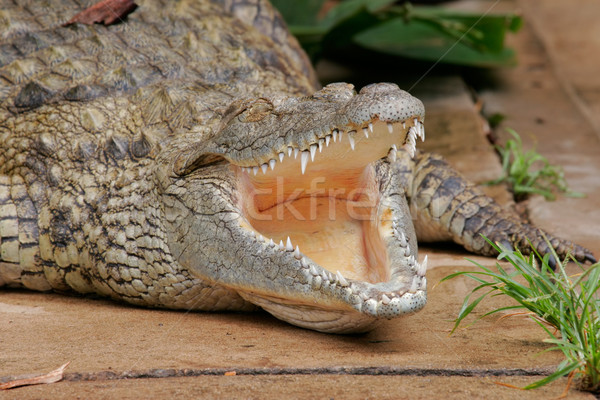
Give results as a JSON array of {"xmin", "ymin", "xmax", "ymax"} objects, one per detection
[{"xmin": 157, "ymin": 82, "xmax": 427, "ymax": 333}]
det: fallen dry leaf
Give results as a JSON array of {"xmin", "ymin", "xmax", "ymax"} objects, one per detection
[
  {"xmin": 64, "ymin": 0, "xmax": 137, "ymax": 26},
  {"xmin": 0, "ymin": 362, "xmax": 70, "ymax": 390}
]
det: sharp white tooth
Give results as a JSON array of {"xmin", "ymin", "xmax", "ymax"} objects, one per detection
[
  {"xmin": 309, "ymin": 265, "xmax": 318, "ymax": 276},
  {"xmin": 285, "ymin": 236, "xmax": 293, "ymax": 251},
  {"xmin": 325, "ymin": 135, "xmax": 331, "ymax": 146},
  {"xmin": 363, "ymin": 127, "xmax": 369, "ymax": 138},
  {"xmin": 399, "ymin": 232, "xmax": 407, "ymax": 247},
  {"xmin": 414, "ymin": 118, "xmax": 418, "ymax": 127},
  {"xmin": 301, "ymin": 151, "xmax": 309, "ymax": 174},
  {"xmin": 392, "ymin": 144, "xmax": 397, "ymax": 151},
  {"xmin": 410, "ymin": 276, "xmax": 419, "ymax": 293},
  {"xmin": 348, "ymin": 135, "xmax": 355, "ymax": 150},
  {"xmin": 402, "ymin": 121, "xmax": 406, "ymax": 130},
  {"xmin": 268, "ymin": 238, "xmax": 275, "ymax": 247},
  {"xmin": 294, "ymin": 245, "xmax": 301, "ymax": 259},
  {"xmin": 332, "ymin": 129, "xmax": 338, "ymax": 142},
  {"xmin": 301, "ymin": 257, "xmax": 309, "ymax": 268},
  {"xmin": 294, "ymin": 147, "xmax": 299, "ymax": 159},
  {"xmin": 387, "ymin": 123, "xmax": 393, "ymax": 133},
  {"xmin": 359, "ymin": 293, "xmax": 369, "ymax": 301},
  {"xmin": 252, "ymin": 166, "xmax": 258, "ymax": 175},
  {"xmin": 310, "ymin": 144, "xmax": 317, "ymax": 161},
  {"xmin": 318, "ymin": 139, "xmax": 324, "ymax": 152},
  {"xmin": 336, "ymin": 271, "xmax": 349, "ymax": 287},
  {"xmin": 261, "ymin": 163, "xmax": 268, "ymax": 174},
  {"xmin": 404, "ymin": 243, "xmax": 411, "ymax": 257},
  {"xmin": 241, "ymin": 167, "xmax": 247, "ymax": 173},
  {"xmin": 388, "ymin": 148, "xmax": 397, "ymax": 162},
  {"xmin": 368, "ymin": 122, "xmax": 373, "ymax": 133},
  {"xmin": 381, "ymin": 294, "xmax": 391, "ymax": 305},
  {"xmin": 338, "ymin": 130, "xmax": 343, "ymax": 142},
  {"xmin": 418, "ymin": 255, "xmax": 428, "ymax": 276},
  {"xmin": 279, "ymin": 240, "xmax": 284, "ymax": 250},
  {"xmin": 321, "ymin": 270, "xmax": 329, "ymax": 281},
  {"xmin": 269, "ymin": 159, "xmax": 276, "ymax": 170},
  {"xmin": 288, "ymin": 146, "xmax": 293, "ymax": 157},
  {"xmin": 278, "ymin": 152, "xmax": 284, "ymax": 162},
  {"xmin": 421, "ymin": 277, "xmax": 427, "ymax": 289}
]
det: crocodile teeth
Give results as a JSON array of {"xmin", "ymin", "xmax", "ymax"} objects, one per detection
[
  {"xmin": 417, "ymin": 255, "xmax": 428, "ymax": 276},
  {"xmin": 301, "ymin": 257, "xmax": 308, "ymax": 267},
  {"xmin": 318, "ymin": 138, "xmax": 324, "ymax": 152},
  {"xmin": 410, "ymin": 276, "xmax": 419, "ymax": 293},
  {"xmin": 309, "ymin": 265, "xmax": 318, "ymax": 276},
  {"xmin": 414, "ymin": 119, "xmax": 425, "ymax": 141},
  {"xmin": 338, "ymin": 130, "xmax": 343, "ymax": 142},
  {"xmin": 279, "ymin": 240, "xmax": 284, "ymax": 250},
  {"xmin": 278, "ymin": 152, "xmax": 284, "ymax": 162},
  {"xmin": 368, "ymin": 122, "xmax": 373, "ymax": 133},
  {"xmin": 301, "ymin": 151, "xmax": 309, "ymax": 174},
  {"xmin": 387, "ymin": 123, "xmax": 393, "ymax": 133},
  {"xmin": 294, "ymin": 147, "xmax": 299, "ymax": 159},
  {"xmin": 268, "ymin": 238, "xmax": 275, "ymax": 247},
  {"xmin": 252, "ymin": 166, "xmax": 259, "ymax": 175},
  {"xmin": 332, "ymin": 129, "xmax": 338, "ymax": 142},
  {"xmin": 288, "ymin": 146, "xmax": 293, "ymax": 157},
  {"xmin": 310, "ymin": 144, "xmax": 317, "ymax": 161},
  {"xmin": 399, "ymin": 232, "xmax": 407, "ymax": 247},
  {"xmin": 404, "ymin": 127, "xmax": 417, "ymax": 157},
  {"xmin": 336, "ymin": 271, "xmax": 349, "ymax": 287},
  {"xmin": 363, "ymin": 127, "xmax": 369, "ymax": 138},
  {"xmin": 348, "ymin": 135, "xmax": 355, "ymax": 150},
  {"xmin": 387, "ymin": 148, "xmax": 397, "ymax": 163},
  {"xmin": 269, "ymin": 159, "xmax": 276, "ymax": 170},
  {"xmin": 325, "ymin": 135, "xmax": 331, "ymax": 147},
  {"xmin": 294, "ymin": 245, "xmax": 301, "ymax": 259},
  {"xmin": 402, "ymin": 121, "xmax": 406, "ymax": 130},
  {"xmin": 381, "ymin": 294, "xmax": 391, "ymax": 305},
  {"xmin": 285, "ymin": 236, "xmax": 293, "ymax": 251},
  {"xmin": 261, "ymin": 163, "xmax": 268, "ymax": 174}
]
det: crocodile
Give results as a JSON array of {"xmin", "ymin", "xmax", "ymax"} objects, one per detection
[{"xmin": 0, "ymin": 0, "xmax": 595, "ymax": 333}]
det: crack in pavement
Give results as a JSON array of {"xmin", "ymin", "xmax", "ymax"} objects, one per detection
[{"xmin": 62, "ymin": 366, "xmax": 556, "ymax": 382}]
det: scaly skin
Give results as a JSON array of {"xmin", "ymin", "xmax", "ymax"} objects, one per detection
[{"xmin": 0, "ymin": 0, "xmax": 594, "ymax": 333}]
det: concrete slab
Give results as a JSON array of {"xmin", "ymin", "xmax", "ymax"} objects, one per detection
[{"xmin": 1, "ymin": 261, "xmax": 594, "ymax": 399}]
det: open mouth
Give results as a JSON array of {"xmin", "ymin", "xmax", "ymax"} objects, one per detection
[
  {"xmin": 236, "ymin": 118, "xmax": 424, "ymax": 282},
  {"xmin": 231, "ymin": 116, "xmax": 427, "ymax": 322}
]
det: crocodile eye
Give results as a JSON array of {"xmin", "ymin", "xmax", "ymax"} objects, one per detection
[{"xmin": 238, "ymin": 98, "xmax": 273, "ymax": 123}]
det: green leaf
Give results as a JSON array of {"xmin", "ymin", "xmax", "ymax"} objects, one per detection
[{"xmin": 353, "ymin": 17, "xmax": 518, "ymax": 67}]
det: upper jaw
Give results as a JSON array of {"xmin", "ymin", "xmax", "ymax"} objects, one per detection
[{"xmin": 186, "ymin": 82, "xmax": 425, "ymax": 171}]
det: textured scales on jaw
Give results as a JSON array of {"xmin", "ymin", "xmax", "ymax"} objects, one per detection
[
  {"xmin": 211, "ymin": 82, "xmax": 425, "ymax": 171},
  {"xmin": 240, "ymin": 118, "xmax": 425, "ymax": 175},
  {"xmin": 244, "ymin": 227, "xmax": 428, "ymax": 318}
]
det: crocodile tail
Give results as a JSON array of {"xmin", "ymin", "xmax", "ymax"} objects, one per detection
[
  {"xmin": 400, "ymin": 151, "xmax": 596, "ymax": 266},
  {"xmin": 0, "ymin": 174, "xmax": 50, "ymax": 290}
]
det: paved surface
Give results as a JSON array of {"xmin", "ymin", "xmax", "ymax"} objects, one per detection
[{"xmin": 2, "ymin": 0, "xmax": 600, "ymax": 398}]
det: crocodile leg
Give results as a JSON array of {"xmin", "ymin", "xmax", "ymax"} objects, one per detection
[{"xmin": 395, "ymin": 150, "xmax": 596, "ymax": 266}]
